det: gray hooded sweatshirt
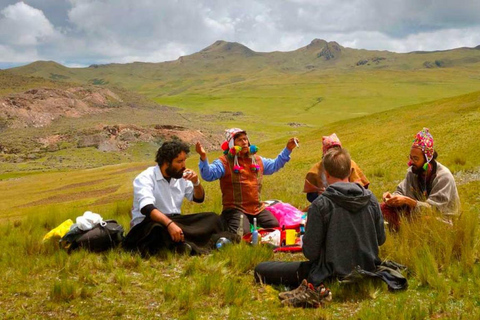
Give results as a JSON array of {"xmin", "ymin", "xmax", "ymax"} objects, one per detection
[{"xmin": 303, "ymin": 182, "xmax": 386, "ymax": 285}]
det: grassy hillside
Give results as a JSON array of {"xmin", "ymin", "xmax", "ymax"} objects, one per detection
[
  {"xmin": 8, "ymin": 41, "xmax": 480, "ymax": 143},
  {"xmin": 0, "ymin": 90, "xmax": 479, "ymax": 318},
  {"xmin": 3, "ymin": 89, "xmax": 478, "ymax": 214},
  {"xmin": 0, "ymin": 69, "xmax": 72, "ymax": 95},
  {"xmin": 0, "ymin": 71, "xmax": 225, "ymax": 174}
]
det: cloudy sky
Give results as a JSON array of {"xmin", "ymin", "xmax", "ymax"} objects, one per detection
[{"xmin": 1, "ymin": 0, "xmax": 480, "ymax": 68}]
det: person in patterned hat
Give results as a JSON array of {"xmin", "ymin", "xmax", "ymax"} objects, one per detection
[
  {"xmin": 303, "ymin": 133, "xmax": 369, "ymax": 203},
  {"xmin": 381, "ymin": 128, "xmax": 460, "ymax": 230},
  {"xmin": 196, "ymin": 128, "xmax": 298, "ymax": 233}
]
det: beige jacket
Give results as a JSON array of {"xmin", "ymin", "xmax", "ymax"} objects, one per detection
[{"xmin": 394, "ymin": 162, "xmax": 460, "ymax": 218}]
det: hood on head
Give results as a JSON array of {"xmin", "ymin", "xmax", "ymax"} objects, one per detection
[{"xmin": 322, "ymin": 182, "xmax": 372, "ymax": 212}]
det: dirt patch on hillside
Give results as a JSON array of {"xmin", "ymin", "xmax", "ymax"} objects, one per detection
[
  {"xmin": 36, "ymin": 123, "xmax": 222, "ymax": 153},
  {"xmin": 38, "ymin": 178, "xmax": 108, "ymax": 194},
  {"xmin": 0, "ymin": 85, "xmax": 224, "ymax": 166},
  {"xmin": 90, "ymin": 192, "xmax": 132, "ymax": 206},
  {"xmin": 0, "ymin": 87, "xmax": 122, "ymax": 128},
  {"xmin": 106, "ymin": 164, "xmax": 149, "ymax": 176},
  {"xmin": 17, "ymin": 186, "xmax": 120, "ymax": 208}
]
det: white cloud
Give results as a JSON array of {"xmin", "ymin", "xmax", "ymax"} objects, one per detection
[
  {"xmin": 1, "ymin": 0, "xmax": 480, "ymax": 66},
  {"xmin": 331, "ymin": 27, "xmax": 480, "ymax": 53},
  {"xmin": 0, "ymin": 43, "xmax": 40, "ymax": 62},
  {"xmin": 0, "ymin": 2, "xmax": 60, "ymax": 46}
]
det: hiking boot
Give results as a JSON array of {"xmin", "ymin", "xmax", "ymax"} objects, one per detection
[
  {"xmin": 281, "ymin": 282, "xmax": 332, "ymax": 308},
  {"xmin": 317, "ymin": 284, "xmax": 332, "ymax": 302},
  {"xmin": 278, "ymin": 279, "xmax": 309, "ymax": 301}
]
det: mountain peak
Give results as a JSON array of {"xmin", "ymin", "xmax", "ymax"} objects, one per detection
[
  {"xmin": 299, "ymin": 39, "xmax": 343, "ymax": 60},
  {"xmin": 24, "ymin": 61, "xmax": 66, "ymax": 68},
  {"xmin": 307, "ymin": 39, "xmax": 328, "ymax": 48},
  {"xmin": 200, "ymin": 40, "xmax": 256, "ymax": 56}
]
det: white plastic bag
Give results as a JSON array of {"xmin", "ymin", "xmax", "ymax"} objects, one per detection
[
  {"xmin": 76, "ymin": 211, "xmax": 104, "ymax": 231},
  {"xmin": 260, "ymin": 230, "xmax": 281, "ymax": 247}
]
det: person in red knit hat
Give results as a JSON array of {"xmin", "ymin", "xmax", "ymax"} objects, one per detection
[
  {"xmin": 381, "ymin": 128, "xmax": 460, "ymax": 230},
  {"xmin": 196, "ymin": 128, "xmax": 298, "ymax": 233}
]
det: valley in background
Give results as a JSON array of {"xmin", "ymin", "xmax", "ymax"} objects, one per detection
[{"xmin": 1, "ymin": 40, "xmax": 480, "ymax": 319}]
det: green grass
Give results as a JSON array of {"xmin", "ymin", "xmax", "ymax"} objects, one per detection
[
  {"xmin": 153, "ymin": 68, "xmax": 480, "ymax": 141},
  {"xmin": 1, "ymin": 89, "xmax": 479, "ymax": 318},
  {"xmin": 7, "ymin": 45, "xmax": 480, "ymax": 146},
  {"xmin": 4, "ymin": 46, "xmax": 480, "ymax": 180},
  {"xmin": 1, "ymin": 205, "xmax": 479, "ymax": 318}
]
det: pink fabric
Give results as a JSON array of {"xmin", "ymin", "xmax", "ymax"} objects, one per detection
[{"xmin": 265, "ymin": 203, "xmax": 303, "ymax": 227}]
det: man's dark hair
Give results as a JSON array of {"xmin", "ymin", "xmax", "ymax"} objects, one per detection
[
  {"xmin": 155, "ymin": 140, "xmax": 190, "ymax": 166},
  {"xmin": 323, "ymin": 148, "xmax": 351, "ymax": 179}
]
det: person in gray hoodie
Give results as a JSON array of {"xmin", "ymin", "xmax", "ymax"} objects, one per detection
[{"xmin": 254, "ymin": 148, "xmax": 386, "ymax": 306}]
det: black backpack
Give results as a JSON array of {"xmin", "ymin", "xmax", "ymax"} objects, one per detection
[{"xmin": 60, "ymin": 220, "xmax": 125, "ymax": 253}]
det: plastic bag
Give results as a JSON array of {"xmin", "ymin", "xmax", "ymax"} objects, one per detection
[
  {"xmin": 76, "ymin": 211, "xmax": 104, "ymax": 231},
  {"xmin": 43, "ymin": 219, "xmax": 74, "ymax": 242},
  {"xmin": 265, "ymin": 202, "xmax": 303, "ymax": 227}
]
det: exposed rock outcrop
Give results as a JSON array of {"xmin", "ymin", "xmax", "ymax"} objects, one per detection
[
  {"xmin": 37, "ymin": 124, "xmax": 221, "ymax": 153},
  {"xmin": 0, "ymin": 87, "xmax": 122, "ymax": 128}
]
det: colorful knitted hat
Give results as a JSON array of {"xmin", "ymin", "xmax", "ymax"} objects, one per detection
[
  {"xmin": 221, "ymin": 128, "xmax": 259, "ymax": 173},
  {"xmin": 322, "ymin": 133, "xmax": 342, "ymax": 155},
  {"xmin": 412, "ymin": 128, "xmax": 434, "ymax": 163},
  {"xmin": 224, "ymin": 128, "xmax": 247, "ymax": 149}
]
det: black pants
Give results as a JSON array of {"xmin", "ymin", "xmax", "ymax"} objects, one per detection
[
  {"xmin": 221, "ymin": 208, "xmax": 279, "ymax": 233},
  {"xmin": 254, "ymin": 261, "xmax": 314, "ymax": 287},
  {"xmin": 123, "ymin": 212, "xmax": 224, "ymax": 256}
]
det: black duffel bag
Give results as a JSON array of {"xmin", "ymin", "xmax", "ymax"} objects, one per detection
[{"xmin": 60, "ymin": 220, "xmax": 124, "ymax": 253}]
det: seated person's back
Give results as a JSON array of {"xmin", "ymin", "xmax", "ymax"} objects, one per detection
[{"xmin": 304, "ymin": 133, "xmax": 369, "ymax": 203}]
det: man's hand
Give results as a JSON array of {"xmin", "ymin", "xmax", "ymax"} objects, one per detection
[
  {"xmin": 386, "ymin": 195, "xmax": 416, "ymax": 208},
  {"xmin": 286, "ymin": 137, "xmax": 299, "ymax": 151},
  {"xmin": 182, "ymin": 168, "xmax": 199, "ymax": 186},
  {"xmin": 196, "ymin": 142, "xmax": 207, "ymax": 161},
  {"xmin": 382, "ymin": 192, "xmax": 392, "ymax": 202},
  {"xmin": 167, "ymin": 222, "xmax": 185, "ymax": 242}
]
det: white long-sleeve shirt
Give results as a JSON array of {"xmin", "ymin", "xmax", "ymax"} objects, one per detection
[{"xmin": 130, "ymin": 165, "xmax": 194, "ymax": 227}]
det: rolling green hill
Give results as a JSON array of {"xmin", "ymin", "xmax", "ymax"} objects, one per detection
[
  {"xmin": 2, "ymin": 89, "xmax": 479, "ymax": 217},
  {"xmin": 0, "ymin": 71, "xmax": 224, "ymax": 174},
  {"xmin": 1, "ymin": 87, "xmax": 479, "ymax": 319},
  {"xmin": 2, "ymin": 39, "xmax": 480, "ymax": 319},
  {"xmin": 0, "ymin": 69, "xmax": 73, "ymax": 95},
  {"xmin": 8, "ymin": 40, "xmax": 480, "ymax": 143}
]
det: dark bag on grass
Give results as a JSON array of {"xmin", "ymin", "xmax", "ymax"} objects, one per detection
[
  {"xmin": 339, "ymin": 260, "xmax": 408, "ymax": 291},
  {"xmin": 60, "ymin": 220, "xmax": 125, "ymax": 253}
]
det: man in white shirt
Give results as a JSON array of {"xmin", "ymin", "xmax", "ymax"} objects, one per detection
[{"xmin": 124, "ymin": 140, "xmax": 223, "ymax": 256}]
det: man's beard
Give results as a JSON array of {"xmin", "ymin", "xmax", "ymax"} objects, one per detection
[
  {"xmin": 411, "ymin": 165, "xmax": 425, "ymax": 175},
  {"xmin": 165, "ymin": 164, "xmax": 185, "ymax": 179}
]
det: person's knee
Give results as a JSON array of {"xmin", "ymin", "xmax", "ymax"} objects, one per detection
[
  {"xmin": 254, "ymin": 263, "xmax": 267, "ymax": 283},
  {"xmin": 270, "ymin": 219, "xmax": 280, "ymax": 227},
  {"xmin": 222, "ymin": 218, "xmax": 239, "ymax": 233},
  {"xmin": 261, "ymin": 218, "xmax": 279, "ymax": 228}
]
